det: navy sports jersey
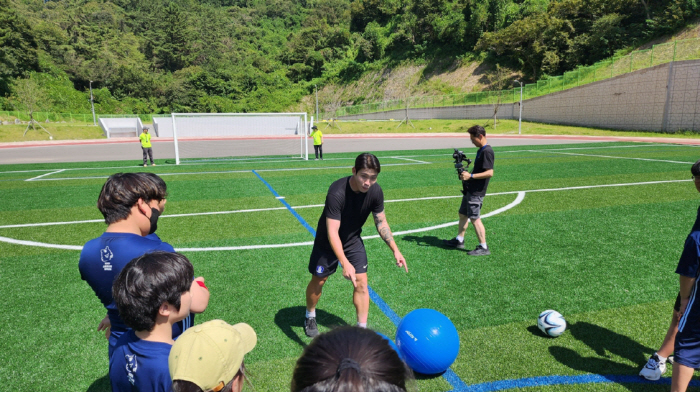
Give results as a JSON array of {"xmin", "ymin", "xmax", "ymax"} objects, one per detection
[
  {"xmin": 677, "ymin": 230, "xmax": 700, "ymax": 332},
  {"xmin": 463, "ymin": 145, "xmax": 494, "ymax": 197},
  {"xmin": 79, "ymin": 232, "xmax": 194, "ymax": 356},
  {"xmin": 109, "ymin": 330, "xmax": 172, "ymax": 392},
  {"xmin": 313, "ymin": 176, "xmax": 384, "ymax": 251}
]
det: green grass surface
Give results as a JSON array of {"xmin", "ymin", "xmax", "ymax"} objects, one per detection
[{"xmin": 1, "ymin": 142, "xmax": 699, "ymax": 391}]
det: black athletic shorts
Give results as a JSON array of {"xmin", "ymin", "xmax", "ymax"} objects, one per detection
[
  {"xmin": 308, "ymin": 242, "xmax": 368, "ymax": 278},
  {"xmin": 675, "ymin": 292, "xmax": 681, "ymax": 312}
]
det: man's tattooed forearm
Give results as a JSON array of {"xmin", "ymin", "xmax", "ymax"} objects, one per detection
[{"xmin": 378, "ymin": 226, "xmax": 394, "ymax": 244}]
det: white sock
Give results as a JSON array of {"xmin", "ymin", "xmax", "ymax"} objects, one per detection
[
  {"xmin": 306, "ymin": 310, "xmax": 315, "ymax": 318},
  {"xmin": 456, "ymin": 235, "xmax": 464, "ymax": 243},
  {"xmin": 480, "ymin": 243, "xmax": 488, "ymax": 249},
  {"xmin": 357, "ymin": 322, "xmax": 367, "ymax": 328},
  {"xmin": 656, "ymin": 353, "xmax": 667, "ymax": 363}
]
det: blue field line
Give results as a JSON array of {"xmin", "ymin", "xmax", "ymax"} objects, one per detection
[
  {"xmin": 252, "ymin": 171, "xmax": 469, "ymax": 391},
  {"xmin": 462, "ymin": 374, "xmax": 700, "ymax": 391},
  {"xmin": 251, "ymin": 170, "xmax": 316, "ymax": 235}
]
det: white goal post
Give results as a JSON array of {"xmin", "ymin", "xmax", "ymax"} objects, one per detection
[{"xmin": 169, "ymin": 113, "xmax": 309, "ymax": 164}]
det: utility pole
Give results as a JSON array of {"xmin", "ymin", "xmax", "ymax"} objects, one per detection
[
  {"xmin": 314, "ymin": 84, "xmax": 319, "ymax": 122},
  {"xmin": 514, "ymin": 80, "xmax": 523, "ymax": 135},
  {"xmin": 89, "ymin": 81, "xmax": 96, "ymax": 126}
]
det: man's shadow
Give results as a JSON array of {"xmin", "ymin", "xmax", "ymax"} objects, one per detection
[
  {"xmin": 275, "ymin": 306, "xmax": 348, "ymax": 347},
  {"xmin": 402, "ymin": 235, "xmax": 467, "ymax": 252},
  {"xmin": 530, "ymin": 322, "xmax": 664, "ymax": 391}
]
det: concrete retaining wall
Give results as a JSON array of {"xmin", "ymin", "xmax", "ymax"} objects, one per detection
[{"xmin": 339, "ymin": 59, "xmax": 700, "ymax": 132}]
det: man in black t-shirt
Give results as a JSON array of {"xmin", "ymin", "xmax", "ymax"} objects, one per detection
[
  {"xmin": 304, "ymin": 153, "xmax": 408, "ymax": 337},
  {"xmin": 443, "ymin": 125, "xmax": 495, "ymax": 256}
]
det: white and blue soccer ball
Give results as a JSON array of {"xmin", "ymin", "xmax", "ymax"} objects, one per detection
[{"xmin": 537, "ymin": 310, "xmax": 567, "ymax": 337}]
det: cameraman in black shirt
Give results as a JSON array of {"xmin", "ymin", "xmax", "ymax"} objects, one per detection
[{"xmin": 444, "ymin": 125, "xmax": 495, "ymax": 256}]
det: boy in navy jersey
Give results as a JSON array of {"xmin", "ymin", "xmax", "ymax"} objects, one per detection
[
  {"xmin": 109, "ymin": 251, "xmax": 193, "ymax": 392},
  {"xmin": 669, "ymin": 160, "xmax": 700, "ymax": 391},
  {"xmin": 640, "ymin": 161, "xmax": 700, "ymax": 382},
  {"xmin": 79, "ymin": 173, "xmax": 209, "ymax": 358},
  {"xmin": 304, "ymin": 153, "xmax": 408, "ymax": 337}
]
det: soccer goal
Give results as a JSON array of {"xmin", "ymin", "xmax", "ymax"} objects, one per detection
[{"xmin": 169, "ymin": 113, "xmax": 309, "ymax": 164}]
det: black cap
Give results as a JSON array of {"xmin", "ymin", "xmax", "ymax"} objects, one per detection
[{"xmin": 312, "ymin": 125, "xmax": 318, "ymax": 130}]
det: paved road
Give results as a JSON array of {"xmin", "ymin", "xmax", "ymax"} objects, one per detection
[{"xmin": 0, "ymin": 133, "xmax": 694, "ymax": 165}]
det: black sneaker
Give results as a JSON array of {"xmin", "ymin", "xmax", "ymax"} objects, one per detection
[
  {"xmin": 443, "ymin": 238, "xmax": 465, "ymax": 249},
  {"xmin": 467, "ymin": 245, "xmax": 491, "ymax": 256},
  {"xmin": 304, "ymin": 317, "xmax": 319, "ymax": 337}
]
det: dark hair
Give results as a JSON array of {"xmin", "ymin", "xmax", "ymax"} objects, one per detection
[
  {"xmin": 354, "ymin": 153, "xmax": 381, "ymax": 174},
  {"xmin": 112, "ymin": 251, "xmax": 193, "ymax": 332},
  {"xmin": 172, "ymin": 364, "xmax": 248, "ymax": 392},
  {"xmin": 97, "ymin": 173, "xmax": 167, "ymax": 225},
  {"xmin": 291, "ymin": 326, "xmax": 411, "ymax": 392},
  {"xmin": 692, "ymin": 160, "xmax": 700, "ymax": 177},
  {"xmin": 468, "ymin": 125, "xmax": 486, "ymax": 137}
]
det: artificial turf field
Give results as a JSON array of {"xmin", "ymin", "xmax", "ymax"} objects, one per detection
[{"xmin": 2, "ymin": 141, "xmax": 700, "ymax": 391}]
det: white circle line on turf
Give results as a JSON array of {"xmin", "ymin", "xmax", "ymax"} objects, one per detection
[
  {"xmin": 0, "ymin": 178, "xmax": 691, "ymax": 230},
  {"xmin": 0, "ymin": 192, "xmax": 526, "ymax": 251}
]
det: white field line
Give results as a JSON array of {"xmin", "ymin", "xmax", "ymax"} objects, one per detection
[
  {"xmin": 0, "ymin": 153, "xmax": 421, "ymax": 175},
  {"xmin": 25, "ymin": 169, "xmax": 65, "ymax": 181},
  {"xmin": 532, "ymin": 150, "xmax": 694, "ymax": 164},
  {"xmin": 0, "ymin": 178, "xmax": 691, "ymax": 251},
  {"xmin": 28, "ymin": 161, "xmax": 432, "ymax": 182},
  {"xmin": 393, "ymin": 156, "xmax": 431, "ymax": 164},
  {"xmin": 0, "ymin": 143, "xmax": 680, "ymax": 176},
  {"xmin": 0, "ymin": 178, "xmax": 691, "ymax": 230}
]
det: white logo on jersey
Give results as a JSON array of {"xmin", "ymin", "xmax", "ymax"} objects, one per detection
[
  {"xmin": 125, "ymin": 354, "xmax": 138, "ymax": 385},
  {"xmin": 101, "ymin": 246, "xmax": 113, "ymax": 271}
]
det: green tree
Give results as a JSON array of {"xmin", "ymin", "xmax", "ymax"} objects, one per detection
[{"xmin": 0, "ymin": 0, "xmax": 39, "ymax": 95}]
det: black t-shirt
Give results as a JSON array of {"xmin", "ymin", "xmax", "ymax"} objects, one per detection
[
  {"xmin": 463, "ymin": 145, "xmax": 494, "ymax": 197},
  {"xmin": 313, "ymin": 176, "xmax": 384, "ymax": 251}
]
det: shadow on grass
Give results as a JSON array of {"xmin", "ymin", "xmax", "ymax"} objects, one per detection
[
  {"xmin": 86, "ymin": 374, "xmax": 110, "ymax": 391},
  {"xmin": 274, "ymin": 306, "xmax": 348, "ymax": 347},
  {"xmin": 402, "ymin": 235, "xmax": 468, "ymax": 252},
  {"xmin": 549, "ymin": 321, "xmax": 658, "ymax": 391}
]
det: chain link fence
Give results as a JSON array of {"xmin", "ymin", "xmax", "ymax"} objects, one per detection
[{"xmin": 330, "ymin": 38, "xmax": 700, "ymax": 119}]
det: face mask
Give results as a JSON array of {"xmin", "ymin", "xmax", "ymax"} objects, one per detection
[{"xmin": 149, "ymin": 207, "xmax": 160, "ymax": 234}]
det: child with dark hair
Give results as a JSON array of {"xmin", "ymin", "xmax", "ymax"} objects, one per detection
[
  {"xmin": 79, "ymin": 173, "xmax": 209, "ymax": 358},
  {"xmin": 291, "ymin": 326, "xmax": 412, "ymax": 392},
  {"xmin": 109, "ymin": 251, "xmax": 194, "ymax": 392}
]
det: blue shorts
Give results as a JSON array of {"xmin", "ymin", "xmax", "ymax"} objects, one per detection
[{"xmin": 674, "ymin": 328, "xmax": 700, "ymax": 369}]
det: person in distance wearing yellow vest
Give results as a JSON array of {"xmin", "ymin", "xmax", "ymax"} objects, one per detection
[
  {"xmin": 310, "ymin": 125, "xmax": 323, "ymax": 160},
  {"xmin": 140, "ymin": 126, "xmax": 156, "ymax": 167}
]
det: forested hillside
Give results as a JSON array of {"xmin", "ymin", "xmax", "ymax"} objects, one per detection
[{"xmin": 1, "ymin": 0, "xmax": 698, "ymax": 116}]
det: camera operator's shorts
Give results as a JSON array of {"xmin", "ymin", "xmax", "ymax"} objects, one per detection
[
  {"xmin": 308, "ymin": 241, "xmax": 368, "ymax": 278},
  {"xmin": 459, "ymin": 193, "xmax": 484, "ymax": 220}
]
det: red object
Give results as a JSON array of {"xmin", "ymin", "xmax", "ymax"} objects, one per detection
[{"xmin": 196, "ymin": 280, "xmax": 207, "ymax": 290}]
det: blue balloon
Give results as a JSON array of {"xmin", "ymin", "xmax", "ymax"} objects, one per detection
[
  {"xmin": 375, "ymin": 331, "xmax": 403, "ymax": 359},
  {"xmin": 395, "ymin": 309, "xmax": 460, "ymax": 375}
]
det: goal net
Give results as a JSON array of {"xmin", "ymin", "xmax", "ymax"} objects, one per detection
[{"xmin": 167, "ymin": 113, "xmax": 309, "ymax": 164}]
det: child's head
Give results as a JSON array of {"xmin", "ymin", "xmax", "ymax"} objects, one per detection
[
  {"xmin": 97, "ymin": 172, "xmax": 167, "ymax": 225},
  {"xmin": 170, "ymin": 320, "xmax": 257, "ymax": 392},
  {"xmin": 291, "ymin": 326, "xmax": 411, "ymax": 392},
  {"xmin": 112, "ymin": 251, "xmax": 194, "ymax": 332}
]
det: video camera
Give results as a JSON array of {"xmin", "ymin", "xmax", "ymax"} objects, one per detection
[{"xmin": 453, "ymin": 149, "xmax": 472, "ymax": 178}]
